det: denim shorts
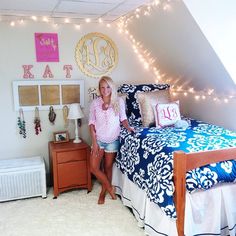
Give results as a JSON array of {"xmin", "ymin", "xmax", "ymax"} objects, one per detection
[{"xmin": 97, "ymin": 140, "xmax": 119, "ymax": 153}]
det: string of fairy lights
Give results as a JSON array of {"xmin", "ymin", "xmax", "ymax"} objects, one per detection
[
  {"xmin": 1, "ymin": 0, "xmax": 235, "ymax": 103},
  {"xmin": 0, "ymin": 15, "xmax": 112, "ymax": 29},
  {"xmin": 170, "ymin": 88, "xmax": 233, "ymax": 104},
  {"xmin": 115, "ymin": 0, "xmax": 236, "ymax": 104}
]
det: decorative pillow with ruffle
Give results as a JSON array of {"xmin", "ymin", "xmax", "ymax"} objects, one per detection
[
  {"xmin": 118, "ymin": 83, "xmax": 170, "ymax": 126},
  {"xmin": 154, "ymin": 101, "xmax": 181, "ymax": 128},
  {"xmin": 137, "ymin": 89, "xmax": 171, "ymax": 127}
]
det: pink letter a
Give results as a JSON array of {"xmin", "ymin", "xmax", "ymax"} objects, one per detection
[{"xmin": 43, "ymin": 65, "xmax": 54, "ymax": 78}]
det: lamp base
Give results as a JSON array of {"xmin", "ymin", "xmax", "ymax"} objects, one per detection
[{"xmin": 73, "ymin": 138, "xmax": 82, "ymax": 143}]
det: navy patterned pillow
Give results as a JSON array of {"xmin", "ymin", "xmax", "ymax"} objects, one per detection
[{"xmin": 118, "ymin": 83, "xmax": 170, "ymax": 126}]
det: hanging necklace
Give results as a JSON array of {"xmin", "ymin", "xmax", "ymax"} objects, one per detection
[
  {"xmin": 62, "ymin": 105, "xmax": 69, "ymax": 128},
  {"xmin": 34, "ymin": 107, "xmax": 42, "ymax": 135},
  {"xmin": 102, "ymin": 103, "xmax": 109, "ymax": 110},
  {"xmin": 102, "ymin": 97, "xmax": 110, "ymax": 111},
  {"xmin": 17, "ymin": 108, "xmax": 26, "ymax": 138},
  {"xmin": 48, "ymin": 106, "xmax": 56, "ymax": 124}
]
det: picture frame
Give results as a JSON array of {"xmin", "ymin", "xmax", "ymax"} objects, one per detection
[
  {"xmin": 35, "ymin": 33, "xmax": 59, "ymax": 62},
  {"xmin": 53, "ymin": 131, "xmax": 69, "ymax": 143},
  {"xmin": 12, "ymin": 79, "xmax": 84, "ymax": 111}
]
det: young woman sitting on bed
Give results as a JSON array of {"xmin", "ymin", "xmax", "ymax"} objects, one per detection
[{"xmin": 88, "ymin": 76, "xmax": 134, "ymax": 204}]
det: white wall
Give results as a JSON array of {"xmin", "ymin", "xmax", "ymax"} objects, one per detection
[
  {"xmin": 126, "ymin": 0, "xmax": 236, "ymax": 131},
  {"xmin": 183, "ymin": 0, "xmax": 236, "ymax": 84},
  {"xmin": 0, "ymin": 21, "xmax": 154, "ymax": 171}
]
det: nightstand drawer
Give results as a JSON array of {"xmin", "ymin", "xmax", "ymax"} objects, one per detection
[
  {"xmin": 57, "ymin": 149, "xmax": 86, "ymax": 163},
  {"xmin": 58, "ymin": 161, "xmax": 87, "ymax": 188}
]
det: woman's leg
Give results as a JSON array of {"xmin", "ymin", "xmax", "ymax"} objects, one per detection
[
  {"xmin": 104, "ymin": 152, "xmax": 117, "ymax": 183},
  {"xmin": 98, "ymin": 185, "xmax": 106, "ymax": 204},
  {"xmin": 98, "ymin": 159, "xmax": 106, "ymax": 204},
  {"xmin": 98, "ymin": 152, "xmax": 117, "ymax": 204},
  {"xmin": 90, "ymin": 149, "xmax": 116, "ymax": 202}
]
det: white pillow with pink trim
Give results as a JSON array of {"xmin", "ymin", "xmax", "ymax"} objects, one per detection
[{"xmin": 154, "ymin": 101, "xmax": 181, "ymax": 127}]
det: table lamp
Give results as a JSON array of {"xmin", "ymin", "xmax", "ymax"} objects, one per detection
[{"xmin": 67, "ymin": 103, "xmax": 84, "ymax": 143}]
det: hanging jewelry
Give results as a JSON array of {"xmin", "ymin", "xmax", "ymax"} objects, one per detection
[
  {"xmin": 48, "ymin": 106, "xmax": 56, "ymax": 124},
  {"xmin": 62, "ymin": 105, "xmax": 69, "ymax": 128},
  {"xmin": 34, "ymin": 107, "xmax": 42, "ymax": 135},
  {"xmin": 17, "ymin": 108, "xmax": 26, "ymax": 138}
]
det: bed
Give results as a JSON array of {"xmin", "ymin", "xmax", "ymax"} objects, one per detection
[{"xmin": 112, "ymin": 83, "xmax": 236, "ymax": 236}]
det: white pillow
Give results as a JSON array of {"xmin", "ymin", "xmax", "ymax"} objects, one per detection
[{"xmin": 154, "ymin": 101, "xmax": 181, "ymax": 128}]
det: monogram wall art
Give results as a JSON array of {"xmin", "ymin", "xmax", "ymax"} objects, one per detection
[{"xmin": 75, "ymin": 32, "xmax": 118, "ymax": 78}]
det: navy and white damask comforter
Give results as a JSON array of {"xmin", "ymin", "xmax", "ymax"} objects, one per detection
[{"xmin": 115, "ymin": 119, "xmax": 236, "ymax": 219}]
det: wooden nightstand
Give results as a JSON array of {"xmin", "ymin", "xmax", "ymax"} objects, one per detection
[{"xmin": 49, "ymin": 140, "xmax": 92, "ymax": 198}]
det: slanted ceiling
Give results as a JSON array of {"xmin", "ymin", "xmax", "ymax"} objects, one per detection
[
  {"xmin": 183, "ymin": 0, "xmax": 236, "ymax": 85},
  {"xmin": 126, "ymin": 0, "xmax": 236, "ymax": 93}
]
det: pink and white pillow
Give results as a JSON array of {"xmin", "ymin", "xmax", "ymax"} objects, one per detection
[{"xmin": 154, "ymin": 101, "xmax": 181, "ymax": 128}]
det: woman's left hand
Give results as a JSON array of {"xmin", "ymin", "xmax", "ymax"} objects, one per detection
[{"xmin": 127, "ymin": 126, "xmax": 135, "ymax": 133}]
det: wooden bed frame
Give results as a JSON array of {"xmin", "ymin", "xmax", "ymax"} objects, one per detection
[{"xmin": 173, "ymin": 147, "xmax": 236, "ymax": 236}]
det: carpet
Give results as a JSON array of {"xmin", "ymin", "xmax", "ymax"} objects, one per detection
[{"xmin": 0, "ymin": 180, "xmax": 145, "ymax": 236}]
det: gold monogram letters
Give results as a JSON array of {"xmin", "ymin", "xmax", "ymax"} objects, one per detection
[{"xmin": 75, "ymin": 32, "xmax": 118, "ymax": 78}]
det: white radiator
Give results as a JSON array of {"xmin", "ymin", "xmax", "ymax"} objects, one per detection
[{"xmin": 0, "ymin": 156, "xmax": 47, "ymax": 202}]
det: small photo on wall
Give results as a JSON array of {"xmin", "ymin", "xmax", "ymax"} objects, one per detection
[{"xmin": 35, "ymin": 33, "xmax": 59, "ymax": 62}]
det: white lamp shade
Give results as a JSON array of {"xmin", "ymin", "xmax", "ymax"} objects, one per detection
[{"xmin": 67, "ymin": 103, "xmax": 84, "ymax": 120}]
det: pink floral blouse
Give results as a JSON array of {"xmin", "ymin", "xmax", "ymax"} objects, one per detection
[{"xmin": 88, "ymin": 97, "xmax": 127, "ymax": 143}]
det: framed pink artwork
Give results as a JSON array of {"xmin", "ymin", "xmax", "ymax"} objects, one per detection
[{"xmin": 35, "ymin": 33, "xmax": 59, "ymax": 62}]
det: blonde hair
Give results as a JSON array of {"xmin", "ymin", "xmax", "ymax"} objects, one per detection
[{"xmin": 99, "ymin": 76, "xmax": 119, "ymax": 114}]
